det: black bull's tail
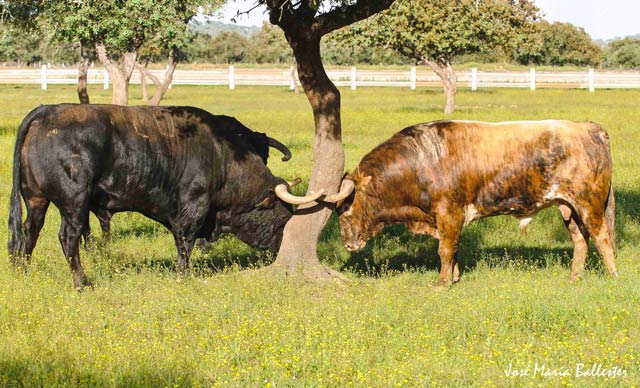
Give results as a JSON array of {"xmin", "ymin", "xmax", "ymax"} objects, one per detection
[
  {"xmin": 8, "ymin": 106, "xmax": 43, "ymax": 260},
  {"xmin": 605, "ymin": 183, "xmax": 616, "ymax": 257}
]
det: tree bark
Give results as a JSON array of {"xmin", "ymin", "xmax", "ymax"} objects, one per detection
[
  {"xmin": 289, "ymin": 64, "xmax": 300, "ymax": 94},
  {"xmin": 149, "ymin": 49, "xmax": 178, "ymax": 106},
  {"xmin": 77, "ymin": 42, "xmax": 91, "ymax": 104},
  {"xmin": 140, "ymin": 66, "xmax": 148, "ymax": 101},
  {"xmin": 135, "ymin": 49, "xmax": 178, "ymax": 106},
  {"xmin": 425, "ymin": 58, "xmax": 457, "ymax": 114},
  {"xmin": 269, "ymin": 32, "xmax": 345, "ymax": 279},
  {"xmin": 95, "ymin": 43, "xmax": 137, "ymax": 106}
]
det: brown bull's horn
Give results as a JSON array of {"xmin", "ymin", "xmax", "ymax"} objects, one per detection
[
  {"xmin": 287, "ymin": 177, "xmax": 302, "ymax": 187},
  {"xmin": 268, "ymin": 137, "xmax": 292, "ymax": 162},
  {"xmin": 274, "ymin": 184, "xmax": 325, "ymax": 205},
  {"xmin": 323, "ymin": 179, "xmax": 355, "ymax": 203}
]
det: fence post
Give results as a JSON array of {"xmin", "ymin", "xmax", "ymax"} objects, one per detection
[
  {"xmin": 471, "ymin": 67, "xmax": 478, "ymax": 91},
  {"xmin": 103, "ymin": 68, "xmax": 109, "ymax": 89},
  {"xmin": 588, "ymin": 68, "xmax": 595, "ymax": 92},
  {"xmin": 530, "ymin": 68, "xmax": 536, "ymax": 91},
  {"xmin": 350, "ymin": 66, "xmax": 357, "ymax": 90},
  {"xmin": 410, "ymin": 66, "xmax": 417, "ymax": 90},
  {"xmin": 41, "ymin": 64, "xmax": 47, "ymax": 90},
  {"xmin": 229, "ymin": 65, "xmax": 235, "ymax": 90}
]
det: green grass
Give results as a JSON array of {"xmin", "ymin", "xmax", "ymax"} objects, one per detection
[{"xmin": 0, "ymin": 84, "xmax": 639, "ymax": 387}]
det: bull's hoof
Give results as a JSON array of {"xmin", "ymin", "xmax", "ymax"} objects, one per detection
[
  {"xmin": 10, "ymin": 257, "xmax": 30, "ymax": 274},
  {"xmin": 73, "ymin": 275, "xmax": 92, "ymax": 291},
  {"xmin": 569, "ymin": 273, "xmax": 583, "ymax": 283},
  {"xmin": 432, "ymin": 279, "xmax": 452, "ymax": 292}
]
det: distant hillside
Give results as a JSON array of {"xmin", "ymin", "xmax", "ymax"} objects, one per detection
[
  {"xmin": 189, "ymin": 20, "xmax": 260, "ymax": 37},
  {"xmin": 596, "ymin": 33, "xmax": 640, "ymax": 47}
]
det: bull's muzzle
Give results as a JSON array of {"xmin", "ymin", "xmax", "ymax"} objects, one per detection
[{"xmin": 344, "ymin": 240, "xmax": 366, "ymax": 252}]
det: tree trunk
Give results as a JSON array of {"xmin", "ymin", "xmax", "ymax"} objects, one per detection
[
  {"xmin": 269, "ymin": 33, "xmax": 345, "ymax": 279},
  {"xmin": 148, "ymin": 49, "xmax": 178, "ymax": 106},
  {"xmin": 425, "ymin": 59, "xmax": 457, "ymax": 114},
  {"xmin": 140, "ymin": 67, "xmax": 148, "ymax": 102},
  {"xmin": 77, "ymin": 42, "xmax": 91, "ymax": 104},
  {"xmin": 135, "ymin": 50, "xmax": 178, "ymax": 106},
  {"xmin": 289, "ymin": 64, "xmax": 300, "ymax": 94},
  {"xmin": 95, "ymin": 43, "xmax": 137, "ymax": 106}
]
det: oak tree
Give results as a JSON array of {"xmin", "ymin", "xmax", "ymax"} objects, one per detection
[
  {"xmin": 340, "ymin": 0, "xmax": 540, "ymax": 114},
  {"xmin": 2, "ymin": 0, "xmax": 222, "ymax": 105},
  {"xmin": 255, "ymin": 0, "xmax": 396, "ymax": 279}
]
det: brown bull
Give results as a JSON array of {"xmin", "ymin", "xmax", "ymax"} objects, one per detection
[{"xmin": 325, "ymin": 120, "xmax": 617, "ymax": 286}]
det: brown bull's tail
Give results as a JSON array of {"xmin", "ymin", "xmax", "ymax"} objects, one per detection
[
  {"xmin": 8, "ymin": 106, "xmax": 43, "ymax": 260},
  {"xmin": 605, "ymin": 183, "xmax": 616, "ymax": 256}
]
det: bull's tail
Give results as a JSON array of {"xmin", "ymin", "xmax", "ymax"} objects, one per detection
[
  {"xmin": 605, "ymin": 183, "xmax": 616, "ymax": 257},
  {"xmin": 8, "ymin": 106, "xmax": 43, "ymax": 260}
]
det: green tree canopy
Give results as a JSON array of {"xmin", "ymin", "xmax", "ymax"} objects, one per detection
[
  {"xmin": 338, "ymin": 0, "xmax": 540, "ymax": 113},
  {"xmin": 605, "ymin": 37, "xmax": 640, "ymax": 69},
  {"xmin": 515, "ymin": 21, "xmax": 602, "ymax": 66},
  {"xmin": 2, "ymin": 0, "xmax": 224, "ymax": 104}
]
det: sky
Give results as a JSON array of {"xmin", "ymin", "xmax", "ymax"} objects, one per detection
[{"xmin": 215, "ymin": 0, "xmax": 640, "ymax": 41}]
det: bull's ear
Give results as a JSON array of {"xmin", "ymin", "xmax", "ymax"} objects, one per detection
[{"xmin": 357, "ymin": 175, "xmax": 372, "ymax": 188}]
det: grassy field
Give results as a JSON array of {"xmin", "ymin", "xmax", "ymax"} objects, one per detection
[{"xmin": 0, "ymin": 84, "xmax": 639, "ymax": 387}]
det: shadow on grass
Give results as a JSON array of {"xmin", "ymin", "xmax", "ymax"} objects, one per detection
[
  {"xmin": 90, "ymin": 189, "xmax": 639, "ymax": 279},
  {"xmin": 93, "ymin": 234, "xmax": 273, "ymax": 277},
  {"xmin": 334, "ymin": 188, "xmax": 639, "ymax": 278},
  {"xmin": 0, "ymin": 358, "xmax": 197, "ymax": 387}
]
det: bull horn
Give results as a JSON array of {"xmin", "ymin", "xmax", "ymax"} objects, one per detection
[
  {"xmin": 268, "ymin": 137, "xmax": 292, "ymax": 162},
  {"xmin": 274, "ymin": 184, "xmax": 325, "ymax": 205},
  {"xmin": 287, "ymin": 177, "xmax": 302, "ymax": 187},
  {"xmin": 323, "ymin": 179, "xmax": 355, "ymax": 203}
]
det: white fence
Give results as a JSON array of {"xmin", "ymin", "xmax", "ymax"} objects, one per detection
[{"xmin": 1, "ymin": 65, "xmax": 640, "ymax": 91}]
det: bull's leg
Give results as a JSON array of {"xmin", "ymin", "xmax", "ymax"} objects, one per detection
[
  {"xmin": 58, "ymin": 210, "xmax": 91, "ymax": 290},
  {"xmin": 435, "ymin": 213, "xmax": 464, "ymax": 287},
  {"xmin": 22, "ymin": 196, "xmax": 50, "ymax": 263},
  {"xmin": 575, "ymin": 207, "xmax": 618, "ymax": 277},
  {"xmin": 587, "ymin": 223, "xmax": 617, "ymax": 277},
  {"xmin": 173, "ymin": 232, "xmax": 196, "ymax": 274},
  {"xmin": 559, "ymin": 205, "xmax": 590, "ymax": 282},
  {"xmin": 452, "ymin": 253, "xmax": 461, "ymax": 283},
  {"xmin": 82, "ymin": 223, "xmax": 93, "ymax": 248},
  {"xmin": 95, "ymin": 209, "xmax": 112, "ymax": 241}
]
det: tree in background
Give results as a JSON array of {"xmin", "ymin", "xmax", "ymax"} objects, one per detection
[
  {"xmin": 533, "ymin": 21, "xmax": 602, "ymax": 67},
  {"xmin": 513, "ymin": 21, "xmax": 602, "ymax": 67},
  {"xmin": 208, "ymin": 32, "xmax": 250, "ymax": 63},
  {"xmin": 252, "ymin": 0, "xmax": 395, "ymax": 279},
  {"xmin": 248, "ymin": 22, "xmax": 293, "ymax": 64},
  {"xmin": 605, "ymin": 37, "xmax": 640, "ymax": 70},
  {"xmin": 3, "ymin": 0, "xmax": 223, "ymax": 105},
  {"xmin": 338, "ymin": 0, "xmax": 540, "ymax": 114}
]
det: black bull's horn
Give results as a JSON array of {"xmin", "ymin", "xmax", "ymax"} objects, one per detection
[
  {"xmin": 268, "ymin": 137, "xmax": 292, "ymax": 162},
  {"xmin": 274, "ymin": 184, "xmax": 325, "ymax": 205},
  {"xmin": 274, "ymin": 179, "xmax": 354, "ymax": 206}
]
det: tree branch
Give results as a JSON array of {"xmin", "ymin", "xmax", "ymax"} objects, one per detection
[
  {"xmin": 313, "ymin": 0, "xmax": 396, "ymax": 37},
  {"xmin": 135, "ymin": 62, "xmax": 161, "ymax": 86}
]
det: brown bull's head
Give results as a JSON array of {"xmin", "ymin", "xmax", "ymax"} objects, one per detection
[{"xmin": 324, "ymin": 169, "xmax": 383, "ymax": 252}]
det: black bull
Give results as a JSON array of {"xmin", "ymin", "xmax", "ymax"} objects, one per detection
[{"xmin": 8, "ymin": 104, "xmax": 321, "ymax": 289}]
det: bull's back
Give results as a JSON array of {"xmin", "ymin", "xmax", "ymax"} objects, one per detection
[
  {"xmin": 420, "ymin": 120, "xmax": 611, "ymax": 215},
  {"xmin": 20, "ymin": 104, "xmax": 224, "ymax": 214}
]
